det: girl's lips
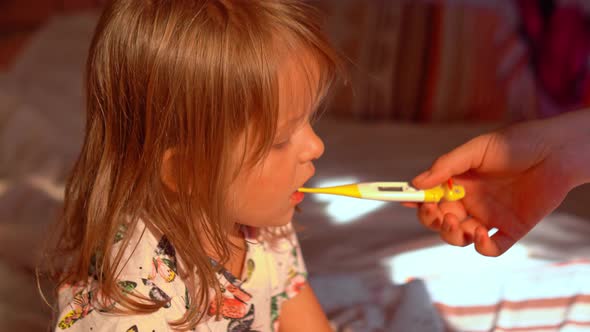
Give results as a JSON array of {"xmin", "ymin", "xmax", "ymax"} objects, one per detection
[{"xmin": 291, "ymin": 191, "xmax": 304, "ymax": 204}]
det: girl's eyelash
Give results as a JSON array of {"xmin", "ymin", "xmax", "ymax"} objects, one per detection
[
  {"xmin": 272, "ymin": 138, "xmax": 291, "ymax": 149},
  {"xmin": 272, "ymin": 116, "xmax": 312, "ymax": 149}
]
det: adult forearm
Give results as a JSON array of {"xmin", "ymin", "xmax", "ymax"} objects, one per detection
[{"xmin": 545, "ymin": 109, "xmax": 590, "ymax": 188}]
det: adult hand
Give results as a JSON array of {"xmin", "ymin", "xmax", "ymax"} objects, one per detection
[{"xmin": 410, "ymin": 111, "xmax": 590, "ymax": 256}]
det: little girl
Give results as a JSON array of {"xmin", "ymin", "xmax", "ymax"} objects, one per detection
[{"xmin": 51, "ymin": 0, "xmax": 341, "ymax": 331}]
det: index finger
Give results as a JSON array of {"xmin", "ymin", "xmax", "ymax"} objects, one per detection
[{"xmin": 412, "ymin": 134, "xmax": 493, "ymax": 189}]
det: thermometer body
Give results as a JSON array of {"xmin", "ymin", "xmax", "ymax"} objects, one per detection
[{"xmin": 298, "ymin": 182, "xmax": 465, "ymax": 203}]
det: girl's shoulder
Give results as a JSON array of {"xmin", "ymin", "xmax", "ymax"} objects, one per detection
[
  {"xmin": 249, "ymin": 223, "xmax": 308, "ymax": 294},
  {"xmin": 116, "ymin": 219, "xmax": 182, "ymax": 287},
  {"xmin": 55, "ymin": 220, "xmax": 189, "ymax": 331},
  {"xmin": 256, "ymin": 223, "xmax": 305, "ymax": 259}
]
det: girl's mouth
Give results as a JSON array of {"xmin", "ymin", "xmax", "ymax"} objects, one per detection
[{"xmin": 291, "ymin": 191, "xmax": 304, "ymax": 204}]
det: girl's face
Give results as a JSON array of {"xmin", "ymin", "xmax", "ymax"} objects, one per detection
[{"xmin": 228, "ymin": 54, "xmax": 325, "ymax": 228}]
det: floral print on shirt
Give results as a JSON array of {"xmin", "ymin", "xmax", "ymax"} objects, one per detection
[
  {"xmin": 56, "ymin": 222, "xmax": 308, "ymax": 331},
  {"xmin": 58, "ymin": 280, "xmax": 138, "ymax": 329}
]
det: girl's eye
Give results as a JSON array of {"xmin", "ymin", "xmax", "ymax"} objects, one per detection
[{"xmin": 272, "ymin": 139, "xmax": 291, "ymax": 149}]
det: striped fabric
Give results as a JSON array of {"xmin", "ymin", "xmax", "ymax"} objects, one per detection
[{"xmin": 427, "ymin": 260, "xmax": 590, "ymax": 331}]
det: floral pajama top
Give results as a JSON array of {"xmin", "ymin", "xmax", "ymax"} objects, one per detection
[{"xmin": 55, "ymin": 221, "xmax": 308, "ymax": 332}]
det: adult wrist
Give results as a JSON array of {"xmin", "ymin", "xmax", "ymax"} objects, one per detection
[{"xmin": 549, "ymin": 110, "xmax": 590, "ymax": 188}]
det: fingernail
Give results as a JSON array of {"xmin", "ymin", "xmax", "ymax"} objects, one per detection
[
  {"xmin": 475, "ymin": 231, "xmax": 481, "ymax": 243},
  {"xmin": 442, "ymin": 222, "xmax": 450, "ymax": 232}
]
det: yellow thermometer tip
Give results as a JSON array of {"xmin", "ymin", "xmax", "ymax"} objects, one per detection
[{"xmin": 298, "ymin": 184, "xmax": 362, "ymax": 198}]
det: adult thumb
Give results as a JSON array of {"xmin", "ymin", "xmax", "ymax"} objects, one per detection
[{"xmin": 412, "ymin": 135, "xmax": 491, "ymax": 189}]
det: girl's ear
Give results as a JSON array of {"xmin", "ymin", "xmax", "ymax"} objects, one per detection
[{"xmin": 161, "ymin": 148, "xmax": 179, "ymax": 192}]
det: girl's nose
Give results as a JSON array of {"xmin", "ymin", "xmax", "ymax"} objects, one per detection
[{"xmin": 299, "ymin": 124, "xmax": 324, "ymax": 162}]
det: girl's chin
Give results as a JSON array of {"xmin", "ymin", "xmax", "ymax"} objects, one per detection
[{"xmin": 242, "ymin": 214, "xmax": 294, "ymax": 229}]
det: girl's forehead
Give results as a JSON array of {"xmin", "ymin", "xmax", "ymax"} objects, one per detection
[{"xmin": 277, "ymin": 52, "xmax": 321, "ymax": 126}]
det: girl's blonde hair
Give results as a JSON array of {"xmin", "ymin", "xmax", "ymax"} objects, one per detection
[{"xmin": 49, "ymin": 0, "xmax": 341, "ymax": 328}]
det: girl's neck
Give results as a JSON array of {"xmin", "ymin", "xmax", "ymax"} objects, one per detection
[{"xmin": 224, "ymin": 223, "xmax": 247, "ymax": 278}]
